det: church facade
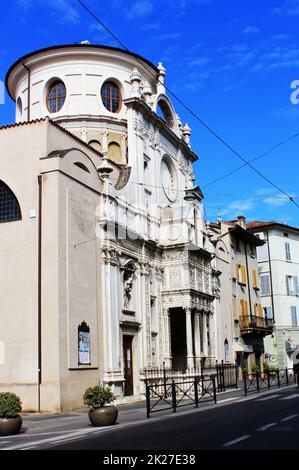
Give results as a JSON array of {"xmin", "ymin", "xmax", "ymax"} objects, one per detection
[{"xmin": 0, "ymin": 44, "xmax": 218, "ymax": 411}]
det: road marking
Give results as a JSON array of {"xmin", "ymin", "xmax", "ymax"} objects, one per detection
[
  {"xmin": 280, "ymin": 394, "xmax": 299, "ymax": 400},
  {"xmin": 217, "ymin": 397, "xmax": 239, "ymax": 404},
  {"xmin": 222, "ymin": 435, "xmax": 251, "ymax": 447},
  {"xmin": 255, "ymin": 395, "xmax": 279, "ymax": 402},
  {"xmin": 280, "ymin": 414, "xmax": 298, "ymax": 422},
  {"xmin": 257, "ymin": 422, "xmax": 277, "ymax": 431}
]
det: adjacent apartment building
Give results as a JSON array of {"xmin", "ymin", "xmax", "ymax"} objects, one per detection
[
  {"xmin": 208, "ymin": 216, "xmax": 273, "ymax": 372},
  {"xmin": 247, "ymin": 221, "xmax": 299, "ymax": 369}
]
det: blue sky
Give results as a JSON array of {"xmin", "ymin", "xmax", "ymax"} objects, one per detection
[{"xmin": 1, "ymin": 0, "xmax": 299, "ymax": 226}]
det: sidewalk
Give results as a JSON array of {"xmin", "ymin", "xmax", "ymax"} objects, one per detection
[{"xmin": 1, "ymin": 384, "xmax": 297, "ymax": 450}]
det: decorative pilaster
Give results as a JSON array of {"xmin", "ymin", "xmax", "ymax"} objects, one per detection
[
  {"xmin": 194, "ymin": 310, "xmax": 201, "ymax": 367},
  {"xmin": 162, "ymin": 308, "xmax": 172, "ymax": 368},
  {"xmin": 208, "ymin": 312, "xmax": 216, "ymax": 358},
  {"xmin": 201, "ymin": 312, "xmax": 208, "ymax": 356},
  {"xmin": 184, "ymin": 307, "xmax": 194, "ymax": 369}
]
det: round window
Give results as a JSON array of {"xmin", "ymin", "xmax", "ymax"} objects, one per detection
[
  {"xmin": 101, "ymin": 81, "xmax": 121, "ymax": 113},
  {"xmin": 161, "ymin": 157, "xmax": 177, "ymax": 201},
  {"xmin": 46, "ymin": 80, "xmax": 66, "ymax": 113}
]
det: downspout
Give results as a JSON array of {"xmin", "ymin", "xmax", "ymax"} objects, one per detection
[
  {"xmin": 266, "ymin": 230, "xmax": 275, "ymax": 324},
  {"xmin": 244, "ymin": 242, "xmax": 253, "ymax": 320},
  {"xmin": 37, "ymin": 175, "xmax": 42, "ymax": 412},
  {"xmin": 21, "ymin": 60, "xmax": 31, "ymax": 121}
]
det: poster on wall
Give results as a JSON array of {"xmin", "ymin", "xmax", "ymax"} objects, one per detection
[{"xmin": 78, "ymin": 322, "xmax": 91, "ymax": 365}]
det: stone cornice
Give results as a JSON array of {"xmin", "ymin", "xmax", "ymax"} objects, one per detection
[{"xmin": 124, "ymin": 97, "xmax": 198, "ymax": 163}]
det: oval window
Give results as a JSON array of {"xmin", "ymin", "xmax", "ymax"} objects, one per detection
[
  {"xmin": 101, "ymin": 81, "xmax": 121, "ymax": 113},
  {"xmin": 46, "ymin": 80, "xmax": 66, "ymax": 113},
  {"xmin": 161, "ymin": 156, "xmax": 177, "ymax": 201}
]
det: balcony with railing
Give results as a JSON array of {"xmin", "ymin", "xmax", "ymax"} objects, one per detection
[{"xmin": 239, "ymin": 315, "xmax": 273, "ymax": 336}]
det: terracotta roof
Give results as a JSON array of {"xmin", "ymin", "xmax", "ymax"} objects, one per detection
[
  {"xmin": 246, "ymin": 221, "xmax": 276, "ymax": 229},
  {"xmin": 0, "ymin": 117, "xmax": 47, "ymax": 130},
  {"xmin": 246, "ymin": 220, "xmax": 299, "ymax": 233},
  {"xmin": 0, "ymin": 117, "xmax": 105, "ymax": 160}
]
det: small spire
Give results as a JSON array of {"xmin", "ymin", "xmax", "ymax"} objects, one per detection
[
  {"xmin": 182, "ymin": 123, "xmax": 191, "ymax": 146},
  {"xmin": 157, "ymin": 62, "xmax": 166, "ymax": 84}
]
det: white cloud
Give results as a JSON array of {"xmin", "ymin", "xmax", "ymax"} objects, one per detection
[
  {"xmin": 17, "ymin": 0, "xmax": 80, "ymax": 24},
  {"xmin": 263, "ymin": 194, "xmax": 295, "ymax": 207},
  {"xmin": 154, "ymin": 33, "xmax": 181, "ymax": 41},
  {"xmin": 243, "ymin": 26, "xmax": 259, "ymax": 34},
  {"xmin": 273, "ymin": 0, "xmax": 299, "ymax": 16},
  {"xmin": 188, "ymin": 57, "xmax": 210, "ymax": 67},
  {"xmin": 126, "ymin": 0, "xmax": 154, "ymax": 20}
]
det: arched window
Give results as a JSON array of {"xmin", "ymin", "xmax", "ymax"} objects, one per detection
[
  {"xmin": 0, "ymin": 181, "xmax": 22, "ymax": 223},
  {"xmin": 88, "ymin": 140, "xmax": 102, "ymax": 152},
  {"xmin": 46, "ymin": 79, "xmax": 66, "ymax": 113},
  {"xmin": 101, "ymin": 81, "xmax": 122, "ymax": 113},
  {"xmin": 224, "ymin": 339, "xmax": 229, "ymax": 362},
  {"xmin": 156, "ymin": 100, "xmax": 174, "ymax": 128},
  {"xmin": 108, "ymin": 142, "xmax": 122, "ymax": 163}
]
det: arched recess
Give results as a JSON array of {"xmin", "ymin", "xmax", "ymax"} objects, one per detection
[
  {"xmin": 88, "ymin": 140, "xmax": 102, "ymax": 153},
  {"xmin": 0, "ymin": 180, "xmax": 22, "ymax": 223},
  {"xmin": 153, "ymin": 94, "xmax": 180, "ymax": 136},
  {"xmin": 16, "ymin": 97, "xmax": 22, "ymax": 122},
  {"xmin": 73, "ymin": 162, "xmax": 90, "ymax": 173},
  {"xmin": 108, "ymin": 142, "xmax": 122, "ymax": 164}
]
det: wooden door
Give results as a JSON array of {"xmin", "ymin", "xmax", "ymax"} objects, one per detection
[{"xmin": 123, "ymin": 335, "xmax": 134, "ymax": 396}]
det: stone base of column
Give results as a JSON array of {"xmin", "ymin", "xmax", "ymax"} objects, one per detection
[
  {"xmin": 187, "ymin": 355, "xmax": 195, "ymax": 370},
  {"xmin": 163, "ymin": 357, "xmax": 172, "ymax": 369}
]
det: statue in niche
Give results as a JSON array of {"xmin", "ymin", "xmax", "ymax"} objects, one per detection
[{"xmin": 123, "ymin": 271, "xmax": 133, "ymax": 310}]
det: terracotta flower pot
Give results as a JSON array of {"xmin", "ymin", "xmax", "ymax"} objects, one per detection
[
  {"xmin": 88, "ymin": 405, "xmax": 118, "ymax": 427},
  {"xmin": 0, "ymin": 415, "xmax": 22, "ymax": 436}
]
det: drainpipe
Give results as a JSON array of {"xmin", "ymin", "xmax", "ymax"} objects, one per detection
[
  {"xmin": 37, "ymin": 175, "xmax": 42, "ymax": 411},
  {"xmin": 21, "ymin": 60, "xmax": 31, "ymax": 121},
  {"xmin": 244, "ymin": 242, "xmax": 253, "ymax": 320},
  {"xmin": 266, "ymin": 230, "xmax": 275, "ymax": 324}
]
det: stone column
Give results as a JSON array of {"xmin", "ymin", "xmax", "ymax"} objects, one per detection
[
  {"xmin": 121, "ymin": 133, "xmax": 127, "ymax": 164},
  {"xmin": 101, "ymin": 130, "xmax": 108, "ymax": 157},
  {"xmin": 162, "ymin": 308, "xmax": 172, "ymax": 368},
  {"xmin": 185, "ymin": 307, "xmax": 194, "ymax": 369},
  {"xmin": 202, "ymin": 312, "xmax": 208, "ymax": 357},
  {"xmin": 194, "ymin": 310, "xmax": 201, "ymax": 368},
  {"xmin": 208, "ymin": 312, "xmax": 216, "ymax": 358}
]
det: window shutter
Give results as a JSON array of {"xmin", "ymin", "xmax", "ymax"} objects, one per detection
[
  {"xmin": 291, "ymin": 306, "xmax": 298, "ymax": 326},
  {"xmin": 285, "ymin": 242, "xmax": 291, "ymax": 261},
  {"xmin": 294, "ymin": 276, "xmax": 299, "ymax": 296},
  {"xmin": 252, "ymin": 270, "xmax": 257, "ymax": 288},
  {"xmin": 258, "ymin": 304, "xmax": 262, "ymax": 317},
  {"xmin": 286, "ymin": 276, "xmax": 291, "ymax": 295},
  {"xmin": 242, "ymin": 265, "xmax": 247, "ymax": 284}
]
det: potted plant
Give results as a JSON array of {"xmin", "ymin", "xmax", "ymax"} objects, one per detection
[
  {"xmin": 0, "ymin": 392, "xmax": 23, "ymax": 436},
  {"xmin": 83, "ymin": 385, "xmax": 118, "ymax": 427}
]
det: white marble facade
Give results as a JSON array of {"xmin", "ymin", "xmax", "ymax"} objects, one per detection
[{"xmin": 1, "ymin": 44, "xmax": 218, "ymax": 410}]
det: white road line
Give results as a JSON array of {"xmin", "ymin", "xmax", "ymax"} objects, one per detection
[
  {"xmin": 257, "ymin": 422, "xmax": 277, "ymax": 431},
  {"xmin": 280, "ymin": 394, "xmax": 299, "ymax": 400},
  {"xmin": 2, "ymin": 428, "xmax": 106, "ymax": 450},
  {"xmin": 255, "ymin": 395, "xmax": 279, "ymax": 402},
  {"xmin": 217, "ymin": 397, "xmax": 239, "ymax": 404},
  {"xmin": 280, "ymin": 414, "xmax": 298, "ymax": 422},
  {"xmin": 222, "ymin": 435, "xmax": 251, "ymax": 447}
]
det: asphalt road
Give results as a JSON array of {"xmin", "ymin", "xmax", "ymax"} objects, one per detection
[{"xmin": 45, "ymin": 386, "xmax": 299, "ymax": 451}]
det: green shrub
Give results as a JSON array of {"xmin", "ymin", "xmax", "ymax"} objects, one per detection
[
  {"xmin": 263, "ymin": 361, "xmax": 277, "ymax": 373},
  {"xmin": 0, "ymin": 392, "xmax": 22, "ymax": 418},
  {"xmin": 251, "ymin": 364, "xmax": 260, "ymax": 373},
  {"xmin": 83, "ymin": 385, "xmax": 115, "ymax": 409}
]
